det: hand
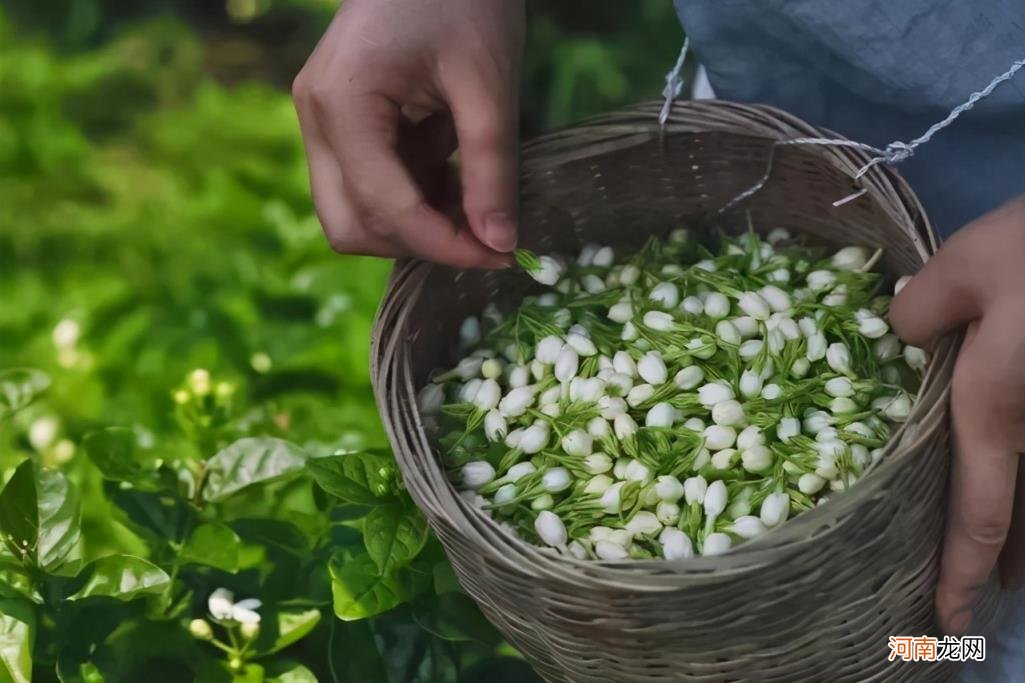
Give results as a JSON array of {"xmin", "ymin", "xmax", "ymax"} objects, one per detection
[
  {"xmin": 292, "ymin": 0, "xmax": 525, "ymax": 268},
  {"xmin": 890, "ymin": 196, "xmax": 1025, "ymax": 634}
]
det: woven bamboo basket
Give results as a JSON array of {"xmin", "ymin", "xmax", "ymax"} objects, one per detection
[{"xmin": 371, "ymin": 101, "xmax": 999, "ymax": 682}]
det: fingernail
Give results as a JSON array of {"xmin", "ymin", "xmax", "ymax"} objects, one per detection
[{"xmin": 483, "ymin": 213, "xmax": 518, "ymax": 253}]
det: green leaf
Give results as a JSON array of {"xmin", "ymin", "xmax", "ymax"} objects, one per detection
[
  {"xmin": 229, "ymin": 519, "xmax": 308, "ymax": 556},
  {"xmin": 82, "ymin": 428, "xmax": 159, "ymax": 489},
  {"xmin": 0, "ymin": 461, "xmax": 81, "ymax": 572},
  {"xmin": 329, "ymin": 552, "xmax": 404, "ymax": 621},
  {"xmin": 202, "ymin": 438, "xmax": 308, "ymax": 503},
  {"xmin": 67, "ymin": 555, "xmax": 170, "ymax": 602},
  {"xmin": 328, "ymin": 618, "xmax": 387, "ymax": 683},
  {"xmin": 307, "ymin": 452, "xmax": 394, "ymax": 505},
  {"xmin": 0, "ymin": 598, "xmax": 35, "ymax": 683},
  {"xmin": 362, "ymin": 504, "xmax": 428, "ymax": 575},
  {"xmin": 180, "ymin": 522, "xmax": 240, "ymax": 572},
  {"xmin": 256, "ymin": 608, "xmax": 321, "ymax": 656},
  {"xmin": 266, "ymin": 663, "xmax": 316, "ymax": 683},
  {"xmin": 0, "ymin": 369, "xmax": 50, "ymax": 420},
  {"xmin": 414, "ymin": 592, "xmax": 501, "ymax": 645}
]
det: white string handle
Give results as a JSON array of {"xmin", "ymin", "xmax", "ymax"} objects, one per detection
[
  {"xmin": 658, "ymin": 37, "xmax": 690, "ymax": 128},
  {"xmin": 688, "ymin": 54, "xmax": 1025, "ymax": 212}
]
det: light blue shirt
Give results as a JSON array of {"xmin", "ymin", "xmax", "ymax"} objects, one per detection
[{"xmin": 674, "ymin": 0, "xmax": 1025, "ymax": 238}]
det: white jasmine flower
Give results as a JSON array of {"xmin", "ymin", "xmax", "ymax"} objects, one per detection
[{"xmin": 535, "ymin": 511, "xmax": 568, "ymax": 546}]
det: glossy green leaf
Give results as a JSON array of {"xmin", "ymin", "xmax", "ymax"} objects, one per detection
[
  {"xmin": 328, "ymin": 618, "xmax": 387, "ymax": 683},
  {"xmin": 307, "ymin": 452, "xmax": 394, "ymax": 505},
  {"xmin": 257, "ymin": 608, "xmax": 321, "ymax": 656},
  {"xmin": 180, "ymin": 522, "xmax": 240, "ymax": 572},
  {"xmin": 0, "ymin": 598, "xmax": 34, "ymax": 683},
  {"xmin": 362, "ymin": 504, "xmax": 428, "ymax": 575},
  {"xmin": 229, "ymin": 518, "xmax": 308, "ymax": 556},
  {"xmin": 67, "ymin": 555, "xmax": 170, "ymax": 602},
  {"xmin": 82, "ymin": 428, "xmax": 159, "ymax": 489},
  {"xmin": 0, "ymin": 461, "xmax": 81, "ymax": 571},
  {"xmin": 412, "ymin": 593, "xmax": 501, "ymax": 645},
  {"xmin": 202, "ymin": 438, "xmax": 308, "ymax": 502},
  {"xmin": 266, "ymin": 663, "xmax": 316, "ymax": 683},
  {"xmin": 0, "ymin": 369, "xmax": 50, "ymax": 420},
  {"xmin": 329, "ymin": 552, "xmax": 404, "ymax": 621}
]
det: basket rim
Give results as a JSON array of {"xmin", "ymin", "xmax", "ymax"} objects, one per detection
[{"xmin": 372, "ymin": 99, "xmax": 953, "ymax": 588}]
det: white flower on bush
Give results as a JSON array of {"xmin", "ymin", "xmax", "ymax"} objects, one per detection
[{"xmin": 208, "ymin": 588, "xmax": 261, "ymax": 624}]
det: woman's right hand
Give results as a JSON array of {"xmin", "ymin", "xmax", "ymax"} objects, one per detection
[{"xmin": 292, "ymin": 0, "xmax": 525, "ymax": 268}]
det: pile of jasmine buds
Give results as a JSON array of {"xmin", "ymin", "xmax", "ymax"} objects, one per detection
[{"xmin": 418, "ymin": 228, "xmax": 925, "ymax": 560}]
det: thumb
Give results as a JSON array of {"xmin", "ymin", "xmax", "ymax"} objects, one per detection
[
  {"xmin": 889, "ymin": 234, "xmax": 983, "ymax": 348},
  {"xmin": 445, "ymin": 69, "xmax": 519, "ymax": 253}
]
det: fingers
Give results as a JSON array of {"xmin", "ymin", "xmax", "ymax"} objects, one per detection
[
  {"xmin": 315, "ymin": 90, "xmax": 509, "ymax": 269},
  {"xmin": 889, "ymin": 231, "xmax": 983, "ymax": 348},
  {"xmin": 936, "ymin": 317, "xmax": 1019, "ymax": 634},
  {"xmin": 998, "ymin": 457, "xmax": 1025, "ymax": 590},
  {"xmin": 444, "ymin": 66, "xmax": 520, "ymax": 253}
]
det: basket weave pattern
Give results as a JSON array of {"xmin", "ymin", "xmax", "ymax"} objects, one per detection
[{"xmin": 371, "ymin": 102, "xmax": 999, "ymax": 682}]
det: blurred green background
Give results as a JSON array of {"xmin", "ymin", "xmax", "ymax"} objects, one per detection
[{"xmin": 0, "ymin": 0, "xmax": 682, "ymax": 680}]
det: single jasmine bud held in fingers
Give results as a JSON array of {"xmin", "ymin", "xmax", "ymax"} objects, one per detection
[
  {"xmin": 637, "ymin": 351, "xmax": 668, "ymax": 385},
  {"xmin": 461, "ymin": 461, "xmax": 496, "ymax": 489},
  {"xmin": 731, "ymin": 515, "xmax": 768, "ymax": 539},
  {"xmin": 760, "ymin": 492, "xmax": 790, "ymax": 528},
  {"xmin": 527, "ymin": 255, "xmax": 565, "ymax": 286},
  {"xmin": 534, "ymin": 510, "xmax": 568, "ymax": 547},
  {"xmin": 702, "ymin": 532, "xmax": 732, "ymax": 556}
]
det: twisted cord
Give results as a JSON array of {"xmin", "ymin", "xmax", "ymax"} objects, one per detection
[{"xmin": 658, "ymin": 38, "xmax": 690, "ymax": 128}]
